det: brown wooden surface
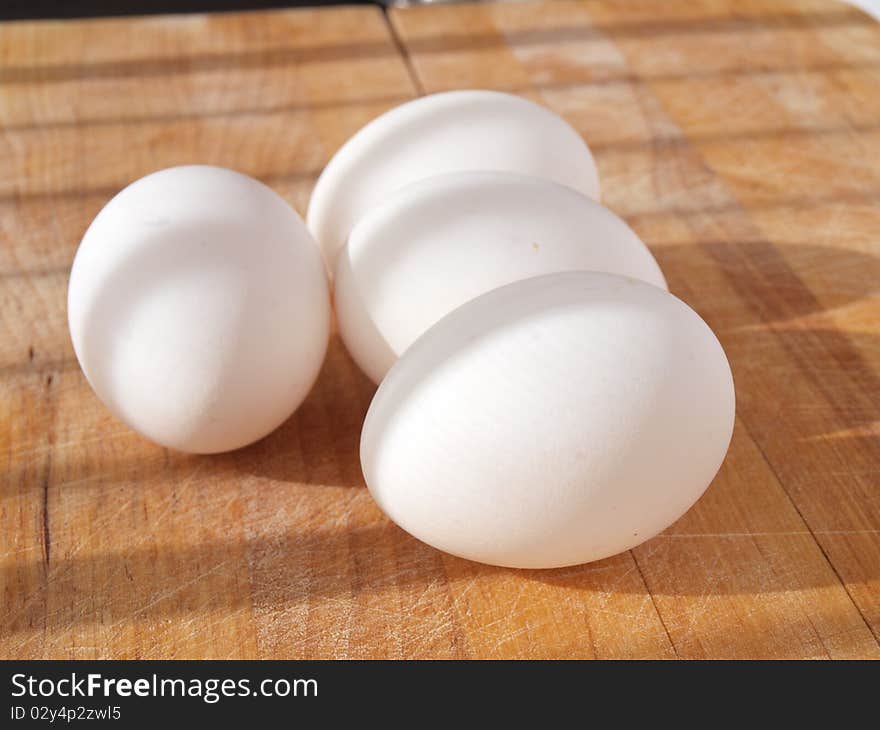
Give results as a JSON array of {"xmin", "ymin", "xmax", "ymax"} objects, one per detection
[{"xmin": 1, "ymin": 0, "xmax": 879, "ymax": 659}]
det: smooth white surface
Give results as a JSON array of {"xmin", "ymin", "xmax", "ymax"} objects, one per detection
[
  {"xmin": 68, "ymin": 166, "xmax": 330, "ymax": 454},
  {"xmin": 362, "ymin": 271, "xmax": 735, "ymax": 569},
  {"xmin": 307, "ymin": 90, "xmax": 601, "ymax": 268},
  {"xmin": 336, "ymin": 172, "xmax": 666, "ymax": 383}
]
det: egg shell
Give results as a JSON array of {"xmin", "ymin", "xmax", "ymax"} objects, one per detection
[
  {"xmin": 336, "ymin": 171, "xmax": 666, "ymax": 383},
  {"xmin": 307, "ymin": 90, "xmax": 601, "ymax": 268},
  {"xmin": 67, "ymin": 165, "xmax": 330, "ymax": 454},
  {"xmin": 361, "ymin": 271, "xmax": 735, "ymax": 569}
]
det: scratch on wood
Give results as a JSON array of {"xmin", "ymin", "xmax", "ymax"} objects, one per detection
[{"xmin": 41, "ymin": 458, "xmax": 51, "ymax": 567}]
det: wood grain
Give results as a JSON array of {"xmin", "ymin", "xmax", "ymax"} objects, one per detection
[{"xmin": 1, "ymin": 0, "xmax": 878, "ymax": 659}]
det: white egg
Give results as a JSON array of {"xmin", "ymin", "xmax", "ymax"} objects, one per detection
[
  {"xmin": 336, "ymin": 171, "xmax": 666, "ymax": 383},
  {"xmin": 307, "ymin": 90, "xmax": 600, "ymax": 268},
  {"xmin": 361, "ymin": 271, "xmax": 735, "ymax": 569},
  {"xmin": 67, "ymin": 165, "xmax": 330, "ymax": 454}
]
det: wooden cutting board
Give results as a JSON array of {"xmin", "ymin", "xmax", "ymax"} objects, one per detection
[{"xmin": 2, "ymin": 0, "xmax": 879, "ymax": 659}]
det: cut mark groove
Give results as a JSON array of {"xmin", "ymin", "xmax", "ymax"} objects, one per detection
[{"xmin": 41, "ymin": 465, "xmax": 51, "ymax": 567}]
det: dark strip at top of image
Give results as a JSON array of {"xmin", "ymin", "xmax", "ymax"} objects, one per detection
[{"xmin": 1, "ymin": 0, "xmax": 378, "ymax": 22}]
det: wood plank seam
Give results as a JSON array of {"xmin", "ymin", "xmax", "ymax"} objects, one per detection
[
  {"xmin": 628, "ymin": 549, "xmax": 681, "ymax": 658},
  {"xmin": 736, "ymin": 413, "xmax": 879, "ymax": 646},
  {"xmin": 381, "ymin": 6, "xmax": 425, "ymax": 97}
]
